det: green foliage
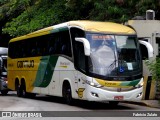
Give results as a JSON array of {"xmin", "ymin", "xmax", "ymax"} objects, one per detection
[
  {"xmin": 145, "ymin": 58, "xmax": 160, "ymax": 81},
  {"xmin": 145, "ymin": 58, "xmax": 160, "ymax": 96},
  {"xmin": 1, "ymin": 0, "xmax": 160, "ymax": 37},
  {"xmin": 2, "ymin": 0, "xmax": 68, "ymax": 36},
  {"xmin": 136, "ymin": 0, "xmax": 158, "ymax": 15}
]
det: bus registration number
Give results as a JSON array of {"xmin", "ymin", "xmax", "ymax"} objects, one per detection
[{"xmin": 114, "ymin": 96, "xmax": 124, "ymax": 100}]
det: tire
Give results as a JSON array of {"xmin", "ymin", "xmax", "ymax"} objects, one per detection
[
  {"xmin": 1, "ymin": 90, "xmax": 8, "ymax": 95},
  {"xmin": 16, "ymin": 84, "xmax": 22, "ymax": 97},
  {"xmin": 62, "ymin": 83, "xmax": 73, "ymax": 105},
  {"xmin": 16, "ymin": 85, "xmax": 23, "ymax": 97},
  {"xmin": 15, "ymin": 80, "xmax": 22, "ymax": 97},
  {"xmin": 16, "ymin": 83, "xmax": 27, "ymax": 97},
  {"xmin": 20, "ymin": 84, "xmax": 27, "ymax": 98},
  {"xmin": 16, "ymin": 79, "xmax": 35, "ymax": 98}
]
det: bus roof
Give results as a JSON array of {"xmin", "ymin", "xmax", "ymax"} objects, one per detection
[
  {"xmin": 68, "ymin": 21, "xmax": 135, "ymax": 34},
  {"xmin": 10, "ymin": 20, "xmax": 136, "ymax": 42}
]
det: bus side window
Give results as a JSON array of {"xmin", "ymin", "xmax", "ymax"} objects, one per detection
[
  {"xmin": 41, "ymin": 36, "xmax": 48, "ymax": 56},
  {"xmin": 60, "ymin": 30, "xmax": 72, "ymax": 57},
  {"xmin": 56, "ymin": 34, "xmax": 63, "ymax": 54},
  {"xmin": 26, "ymin": 39, "xmax": 32, "ymax": 57},
  {"xmin": 9, "ymin": 43, "xmax": 14, "ymax": 58},
  {"xmin": 15, "ymin": 42, "xmax": 21, "ymax": 58},
  {"xmin": 48, "ymin": 34, "xmax": 57, "ymax": 55},
  {"xmin": 36, "ymin": 42, "xmax": 42, "ymax": 56},
  {"xmin": 21, "ymin": 41, "xmax": 26, "ymax": 58},
  {"xmin": 37, "ymin": 36, "xmax": 47, "ymax": 56},
  {"xmin": 31, "ymin": 40, "xmax": 37, "ymax": 56}
]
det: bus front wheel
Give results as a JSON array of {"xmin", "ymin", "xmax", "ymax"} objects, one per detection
[{"xmin": 62, "ymin": 82, "xmax": 73, "ymax": 105}]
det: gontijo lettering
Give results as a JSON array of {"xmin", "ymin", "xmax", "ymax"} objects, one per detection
[{"xmin": 17, "ymin": 60, "xmax": 34, "ymax": 68}]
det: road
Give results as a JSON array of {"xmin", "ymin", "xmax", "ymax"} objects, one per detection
[{"xmin": 0, "ymin": 91, "xmax": 159, "ymax": 120}]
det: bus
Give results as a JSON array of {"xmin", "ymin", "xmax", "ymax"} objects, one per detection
[
  {"xmin": 0, "ymin": 47, "xmax": 8, "ymax": 95},
  {"xmin": 7, "ymin": 21, "xmax": 153, "ymax": 105}
]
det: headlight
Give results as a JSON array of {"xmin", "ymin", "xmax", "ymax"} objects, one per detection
[
  {"xmin": 84, "ymin": 80, "xmax": 103, "ymax": 88},
  {"xmin": 135, "ymin": 81, "xmax": 144, "ymax": 88}
]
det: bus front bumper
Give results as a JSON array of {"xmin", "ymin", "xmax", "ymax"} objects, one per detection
[{"xmin": 85, "ymin": 85, "xmax": 143, "ymax": 102}]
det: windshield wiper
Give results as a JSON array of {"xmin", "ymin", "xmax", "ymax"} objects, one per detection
[{"xmin": 108, "ymin": 60, "xmax": 117, "ymax": 71}]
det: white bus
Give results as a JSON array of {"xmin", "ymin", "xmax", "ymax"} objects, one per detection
[{"xmin": 7, "ymin": 21, "xmax": 153, "ymax": 105}]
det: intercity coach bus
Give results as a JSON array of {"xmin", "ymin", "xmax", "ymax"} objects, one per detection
[{"xmin": 7, "ymin": 21, "xmax": 153, "ymax": 105}]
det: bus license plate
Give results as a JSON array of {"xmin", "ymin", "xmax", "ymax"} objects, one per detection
[{"xmin": 114, "ymin": 96, "xmax": 124, "ymax": 100}]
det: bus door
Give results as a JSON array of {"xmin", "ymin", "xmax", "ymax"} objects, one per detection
[
  {"xmin": 73, "ymin": 41, "xmax": 86, "ymax": 99},
  {"xmin": 70, "ymin": 27, "xmax": 86, "ymax": 98}
]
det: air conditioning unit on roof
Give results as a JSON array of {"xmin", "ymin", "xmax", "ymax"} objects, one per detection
[{"xmin": 146, "ymin": 10, "xmax": 155, "ymax": 20}]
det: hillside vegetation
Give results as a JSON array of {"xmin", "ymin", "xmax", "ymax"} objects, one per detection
[{"xmin": 0, "ymin": 0, "xmax": 160, "ymax": 37}]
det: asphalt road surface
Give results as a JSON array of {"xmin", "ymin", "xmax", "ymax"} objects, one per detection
[{"xmin": 0, "ymin": 91, "xmax": 159, "ymax": 120}]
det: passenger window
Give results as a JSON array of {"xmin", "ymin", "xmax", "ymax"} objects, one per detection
[
  {"xmin": 9, "ymin": 29, "xmax": 72, "ymax": 58},
  {"xmin": 60, "ymin": 31, "xmax": 72, "ymax": 57}
]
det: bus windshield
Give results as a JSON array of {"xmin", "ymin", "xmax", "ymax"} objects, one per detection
[{"xmin": 86, "ymin": 33, "xmax": 142, "ymax": 80}]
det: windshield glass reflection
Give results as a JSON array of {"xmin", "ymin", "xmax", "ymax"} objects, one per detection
[{"xmin": 86, "ymin": 33, "xmax": 142, "ymax": 79}]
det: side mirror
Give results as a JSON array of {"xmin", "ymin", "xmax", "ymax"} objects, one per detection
[
  {"xmin": 75, "ymin": 38, "xmax": 90, "ymax": 56},
  {"xmin": 139, "ymin": 40, "xmax": 153, "ymax": 58}
]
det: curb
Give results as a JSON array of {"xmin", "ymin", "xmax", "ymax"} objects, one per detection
[
  {"xmin": 121, "ymin": 101, "xmax": 160, "ymax": 109},
  {"xmin": 122, "ymin": 101, "xmax": 147, "ymax": 106}
]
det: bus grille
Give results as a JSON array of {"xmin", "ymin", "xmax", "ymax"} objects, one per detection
[{"xmin": 101, "ymin": 86, "xmax": 136, "ymax": 92}]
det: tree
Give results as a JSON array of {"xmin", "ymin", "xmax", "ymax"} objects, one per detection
[
  {"xmin": 145, "ymin": 58, "xmax": 160, "ymax": 99},
  {"xmin": 2, "ymin": 0, "xmax": 69, "ymax": 36},
  {"xmin": 1, "ymin": 0, "xmax": 160, "ymax": 37}
]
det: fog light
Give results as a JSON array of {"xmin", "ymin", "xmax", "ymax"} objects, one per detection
[
  {"xmin": 136, "ymin": 92, "xmax": 142, "ymax": 98},
  {"xmin": 91, "ymin": 92, "xmax": 99, "ymax": 97}
]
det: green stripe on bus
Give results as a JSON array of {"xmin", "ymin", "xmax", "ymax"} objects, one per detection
[
  {"xmin": 50, "ymin": 27, "xmax": 68, "ymax": 34},
  {"xmin": 120, "ymin": 79, "xmax": 140, "ymax": 86},
  {"xmin": 33, "ymin": 56, "xmax": 58, "ymax": 87},
  {"xmin": 128, "ymin": 79, "xmax": 140, "ymax": 86}
]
